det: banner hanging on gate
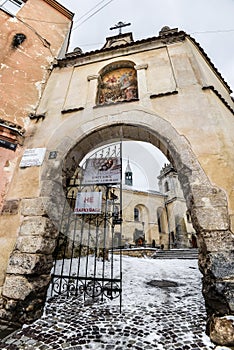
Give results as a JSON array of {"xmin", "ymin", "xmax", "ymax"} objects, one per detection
[
  {"xmin": 82, "ymin": 157, "xmax": 121, "ymax": 184},
  {"xmin": 74, "ymin": 191, "xmax": 102, "ymax": 214}
]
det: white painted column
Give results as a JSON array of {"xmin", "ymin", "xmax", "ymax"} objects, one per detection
[
  {"xmin": 134, "ymin": 64, "xmax": 149, "ymax": 106},
  {"xmin": 86, "ymin": 74, "xmax": 99, "ymax": 108}
]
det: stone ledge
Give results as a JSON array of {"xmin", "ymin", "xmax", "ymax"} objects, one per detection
[
  {"xmin": 61, "ymin": 106, "xmax": 84, "ymax": 114},
  {"xmin": 150, "ymin": 90, "xmax": 178, "ymax": 99}
]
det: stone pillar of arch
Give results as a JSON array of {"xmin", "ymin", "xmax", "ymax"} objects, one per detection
[{"xmin": 0, "ymin": 111, "xmax": 233, "ymax": 345}]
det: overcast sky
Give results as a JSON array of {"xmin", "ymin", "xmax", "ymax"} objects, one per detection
[{"xmin": 59, "ymin": 0, "xmax": 234, "ymax": 92}]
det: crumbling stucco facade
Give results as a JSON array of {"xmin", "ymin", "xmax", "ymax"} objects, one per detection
[
  {"xmin": 0, "ymin": 0, "xmax": 73, "ymax": 289},
  {"xmin": 0, "ymin": 0, "xmax": 73, "ymax": 209},
  {"xmin": 0, "ymin": 17, "xmax": 233, "ymax": 345}
]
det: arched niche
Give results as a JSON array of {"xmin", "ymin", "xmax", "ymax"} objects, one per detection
[{"xmin": 96, "ymin": 60, "xmax": 138, "ymax": 105}]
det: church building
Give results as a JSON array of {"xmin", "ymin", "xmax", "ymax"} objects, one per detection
[{"xmin": 121, "ymin": 159, "xmax": 196, "ymax": 249}]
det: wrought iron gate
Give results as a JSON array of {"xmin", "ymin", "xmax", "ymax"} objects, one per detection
[{"xmin": 49, "ymin": 143, "xmax": 122, "ymax": 309}]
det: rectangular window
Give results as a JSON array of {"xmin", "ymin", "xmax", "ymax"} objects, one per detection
[{"xmin": 0, "ymin": 0, "xmax": 25, "ymax": 15}]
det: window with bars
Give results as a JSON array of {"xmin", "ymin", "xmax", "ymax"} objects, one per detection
[{"xmin": 0, "ymin": 0, "xmax": 25, "ymax": 15}]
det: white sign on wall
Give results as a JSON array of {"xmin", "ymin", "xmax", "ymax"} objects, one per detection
[
  {"xmin": 19, "ymin": 148, "xmax": 46, "ymax": 168},
  {"xmin": 74, "ymin": 191, "xmax": 102, "ymax": 214}
]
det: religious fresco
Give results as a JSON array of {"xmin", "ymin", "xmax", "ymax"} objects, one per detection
[{"xmin": 98, "ymin": 67, "xmax": 138, "ymax": 105}]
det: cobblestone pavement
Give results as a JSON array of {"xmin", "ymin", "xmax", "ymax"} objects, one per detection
[
  {"xmin": 0, "ymin": 295, "xmax": 216, "ymax": 350},
  {"xmin": 0, "ymin": 257, "xmax": 226, "ymax": 350}
]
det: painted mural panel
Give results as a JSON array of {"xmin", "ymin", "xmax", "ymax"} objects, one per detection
[{"xmin": 98, "ymin": 67, "xmax": 138, "ymax": 104}]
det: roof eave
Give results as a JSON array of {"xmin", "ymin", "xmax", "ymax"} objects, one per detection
[
  {"xmin": 56, "ymin": 29, "xmax": 232, "ymax": 94},
  {"xmin": 43, "ymin": 0, "xmax": 74, "ymax": 20}
]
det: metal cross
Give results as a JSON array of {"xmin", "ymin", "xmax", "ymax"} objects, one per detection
[{"xmin": 110, "ymin": 21, "xmax": 131, "ymax": 35}]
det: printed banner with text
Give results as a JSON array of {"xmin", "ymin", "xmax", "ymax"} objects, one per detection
[
  {"xmin": 74, "ymin": 191, "xmax": 102, "ymax": 214},
  {"xmin": 82, "ymin": 157, "xmax": 121, "ymax": 184}
]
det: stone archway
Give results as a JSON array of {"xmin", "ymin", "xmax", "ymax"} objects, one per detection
[{"xmin": 1, "ymin": 110, "xmax": 233, "ymax": 344}]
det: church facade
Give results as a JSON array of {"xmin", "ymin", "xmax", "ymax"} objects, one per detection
[
  {"xmin": 121, "ymin": 161, "xmax": 196, "ymax": 249},
  {"xmin": 0, "ymin": 1, "xmax": 234, "ymax": 345}
]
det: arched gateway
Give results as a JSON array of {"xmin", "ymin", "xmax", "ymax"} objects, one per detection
[{"xmin": 0, "ymin": 26, "xmax": 233, "ymax": 345}]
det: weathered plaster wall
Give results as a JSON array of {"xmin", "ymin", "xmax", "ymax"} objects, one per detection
[
  {"xmin": 122, "ymin": 189, "xmax": 166, "ymax": 245},
  {"xmin": 0, "ymin": 0, "xmax": 72, "ymax": 125},
  {"xmin": 35, "ymin": 36, "xmax": 234, "ymax": 226},
  {"xmin": 0, "ymin": 0, "xmax": 73, "ymax": 291}
]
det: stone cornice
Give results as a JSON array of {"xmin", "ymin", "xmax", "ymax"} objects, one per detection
[
  {"xmin": 56, "ymin": 29, "xmax": 232, "ymax": 96},
  {"xmin": 87, "ymin": 75, "xmax": 99, "ymax": 81},
  {"xmin": 150, "ymin": 90, "xmax": 178, "ymax": 99},
  {"xmin": 135, "ymin": 64, "xmax": 148, "ymax": 70},
  {"xmin": 55, "ymin": 31, "xmax": 186, "ymax": 69}
]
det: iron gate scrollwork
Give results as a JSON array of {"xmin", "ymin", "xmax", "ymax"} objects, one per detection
[{"xmin": 48, "ymin": 143, "xmax": 123, "ymax": 309}]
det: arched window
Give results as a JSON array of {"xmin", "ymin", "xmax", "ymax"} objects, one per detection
[
  {"xmin": 164, "ymin": 181, "xmax": 169, "ymax": 192},
  {"xmin": 134, "ymin": 207, "xmax": 140, "ymax": 222},
  {"xmin": 97, "ymin": 61, "xmax": 138, "ymax": 105}
]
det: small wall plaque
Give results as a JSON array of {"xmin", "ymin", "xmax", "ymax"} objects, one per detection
[
  {"xmin": 19, "ymin": 148, "xmax": 46, "ymax": 168},
  {"xmin": 49, "ymin": 151, "xmax": 57, "ymax": 159}
]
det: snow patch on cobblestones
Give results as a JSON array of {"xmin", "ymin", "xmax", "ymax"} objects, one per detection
[{"xmin": 0, "ymin": 256, "xmax": 220, "ymax": 349}]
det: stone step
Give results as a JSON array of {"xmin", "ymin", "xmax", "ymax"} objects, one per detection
[{"xmin": 152, "ymin": 249, "xmax": 198, "ymax": 259}]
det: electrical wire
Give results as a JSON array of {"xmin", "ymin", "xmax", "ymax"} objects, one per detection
[
  {"xmin": 0, "ymin": 5, "xmax": 53, "ymax": 53},
  {"xmin": 72, "ymin": 0, "xmax": 116, "ymax": 32},
  {"xmin": 77, "ymin": 42, "xmax": 103, "ymax": 47},
  {"xmin": 75, "ymin": 28, "xmax": 234, "ymax": 50},
  {"xmin": 17, "ymin": 16, "xmax": 68, "ymax": 24},
  {"xmin": 16, "ymin": 16, "xmax": 53, "ymax": 53},
  {"xmin": 191, "ymin": 29, "xmax": 234, "ymax": 34},
  {"xmin": 73, "ymin": 0, "xmax": 108, "ymax": 24}
]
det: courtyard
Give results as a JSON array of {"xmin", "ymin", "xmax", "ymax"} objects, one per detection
[{"xmin": 0, "ymin": 255, "xmax": 224, "ymax": 349}]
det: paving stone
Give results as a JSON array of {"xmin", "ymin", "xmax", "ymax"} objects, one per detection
[{"xmin": 0, "ymin": 286, "xmax": 216, "ymax": 350}]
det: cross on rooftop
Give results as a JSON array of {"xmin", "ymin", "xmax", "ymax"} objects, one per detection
[{"xmin": 110, "ymin": 21, "xmax": 131, "ymax": 35}]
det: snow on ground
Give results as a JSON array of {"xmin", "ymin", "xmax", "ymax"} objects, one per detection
[
  {"xmin": 119, "ymin": 255, "xmax": 202, "ymax": 307},
  {"xmin": 45, "ymin": 254, "xmax": 216, "ymax": 349},
  {"xmin": 49, "ymin": 254, "xmax": 203, "ymax": 309},
  {"xmin": 1, "ymin": 254, "xmax": 219, "ymax": 349}
]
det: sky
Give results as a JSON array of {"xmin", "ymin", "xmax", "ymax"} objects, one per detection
[
  {"xmin": 82, "ymin": 141, "xmax": 167, "ymax": 191},
  {"xmin": 122, "ymin": 141, "xmax": 167, "ymax": 191},
  {"xmin": 59, "ymin": 0, "xmax": 234, "ymax": 93},
  {"xmin": 58, "ymin": 0, "xmax": 234, "ymax": 191}
]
